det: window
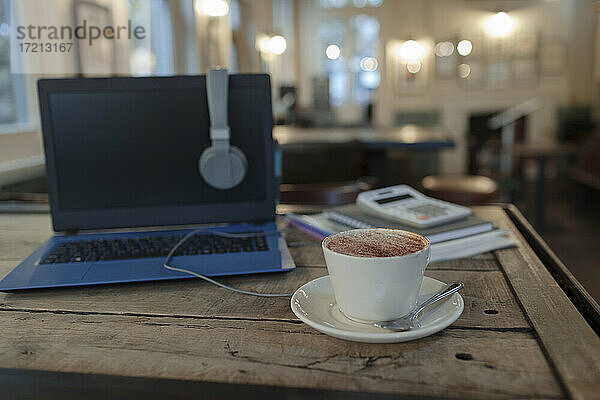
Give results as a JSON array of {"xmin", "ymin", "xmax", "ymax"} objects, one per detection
[
  {"xmin": 319, "ymin": 14, "xmax": 379, "ymax": 107},
  {"xmin": 320, "ymin": 20, "xmax": 346, "ymax": 105},
  {"xmin": 150, "ymin": 0, "xmax": 174, "ymax": 75},
  {"xmin": 0, "ymin": 0, "xmax": 27, "ymax": 127},
  {"xmin": 350, "ymin": 14, "xmax": 379, "ymax": 102},
  {"xmin": 129, "ymin": 0, "xmax": 175, "ymax": 76},
  {"xmin": 319, "ymin": 0, "xmax": 383, "ymax": 9}
]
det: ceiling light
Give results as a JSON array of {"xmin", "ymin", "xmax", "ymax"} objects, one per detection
[
  {"xmin": 395, "ymin": 40, "xmax": 426, "ymax": 63},
  {"xmin": 435, "ymin": 41, "xmax": 454, "ymax": 57},
  {"xmin": 195, "ymin": 0, "xmax": 229, "ymax": 17},
  {"xmin": 457, "ymin": 40, "xmax": 472, "ymax": 56},
  {"xmin": 457, "ymin": 63, "xmax": 471, "ymax": 78},
  {"xmin": 360, "ymin": 56, "xmax": 378, "ymax": 71},
  {"xmin": 257, "ymin": 35, "xmax": 271, "ymax": 53},
  {"xmin": 269, "ymin": 35, "xmax": 287, "ymax": 55},
  {"xmin": 484, "ymin": 12, "xmax": 514, "ymax": 37},
  {"xmin": 406, "ymin": 61, "xmax": 422, "ymax": 74},
  {"xmin": 257, "ymin": 34, "xmax": 287, "ymax": 56},
  {"xmin": 326, "ymin": 44, "xmax": 341, "ymax": 60}
]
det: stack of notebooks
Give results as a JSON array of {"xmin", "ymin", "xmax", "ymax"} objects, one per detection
[{"xmin": 286, "ymin": 204, "xmax": 516, "ymax": 263}]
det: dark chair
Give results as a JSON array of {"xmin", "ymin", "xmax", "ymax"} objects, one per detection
[
  {"xmin": 421, "ymin": 175, "xmax": 498, "ymax": 205},
  {"xmin": 281, "ymin": 140, "xmax": 365, "ymax": 184},
  {"xmin": 572, "ymin": 131, "xmax": 600, "ymax": 193},
  {"xmin": 279, "ymin": 177, "xmax": 376, "ymax": 205},
  {"xmin": 557, "ymin": 105, "xmax": 595, "ymax": 143},
  {"xmin": 280, "ymin": 140, "xmax": 375, "ymax": 205}
]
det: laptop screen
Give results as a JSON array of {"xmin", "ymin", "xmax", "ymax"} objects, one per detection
[{"xmin": 38, "ymin": 75, "xmax": 275, "ymax": 231}]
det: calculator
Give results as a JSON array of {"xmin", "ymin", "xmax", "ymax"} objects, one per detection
[{"xmin": 356, "ymin": 185, "xmax": 472, "ymax": 228}]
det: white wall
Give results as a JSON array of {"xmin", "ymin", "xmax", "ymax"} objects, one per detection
[{"xmin": 296, "ymin": 0, "xmax": 597, "ymax": 174}]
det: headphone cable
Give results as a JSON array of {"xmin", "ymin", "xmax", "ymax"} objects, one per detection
[{"xmin": 163, "ymin": 228, "xmax": 293, "ymax": 297}]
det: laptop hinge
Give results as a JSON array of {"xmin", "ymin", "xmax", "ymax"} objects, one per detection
[
  {"xmin": 253, "ymin": 218, "xmax": 275, "ymax": 226},
  {"xmin": 64, "ymin": 228, "xmax": 79, "ymax": 236}
]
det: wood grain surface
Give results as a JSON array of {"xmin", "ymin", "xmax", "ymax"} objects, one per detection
[
  {"xmin": 0, "ymin": 207, "xmax": 596, "ymax": 399},
  {"xmin": 0, "ymin": 311, "xmax": 560, "ymax": 399},
  {"xmin": 478, "ymin": 207, "xmax": 600, "ymax": 400}
]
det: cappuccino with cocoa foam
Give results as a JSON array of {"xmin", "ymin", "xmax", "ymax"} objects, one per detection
[{"xmin": 324, "ymin": 229, "xmax": 428, "ymax": 258}]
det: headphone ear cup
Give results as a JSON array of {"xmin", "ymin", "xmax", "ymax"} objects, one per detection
[{"xmin": 199, "ymin": 145, "xmax": 248, "ymax": 189}]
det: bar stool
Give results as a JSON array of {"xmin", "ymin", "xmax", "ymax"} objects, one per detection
[{"xmin": 421, "ymin": 175, "xmax": 498, "ymax": 205}]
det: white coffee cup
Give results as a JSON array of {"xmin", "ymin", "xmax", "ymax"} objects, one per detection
[{"xmin": 322, "ymin": 228, "xmax": 431, "ymax": 323}]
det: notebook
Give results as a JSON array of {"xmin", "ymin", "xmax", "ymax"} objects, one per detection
[
  {"xmin": 287, "ymin": 204, "xmax": 493, "ymax": 243},
  {"xmin": 286, "ymin": 204, "xmax": 516, "ymax": 263}
]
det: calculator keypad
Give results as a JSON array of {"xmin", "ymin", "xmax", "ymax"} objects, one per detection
[{"xmin": 404, "ymin": 204, "xmax": 449, "ymax": 220}]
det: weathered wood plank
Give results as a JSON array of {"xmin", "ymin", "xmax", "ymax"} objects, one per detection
[
  {"xmin": 279, "ymin": 223, "xmax": 318, "ymax": 244},
  {"xmin": 287, "ymin": 243, "xmax": 499, "ymax": 270},
  {"xmin": 0, "ymin": 208, "xmax": 594, "ymax": 399},
  {"xmin": 477, "ymin": 206, "xmax": 600, "ymax": 400},
  {"xmin": 0, "ymin": 262, "xmax": 529, "ymax": 329},
  {"xmin": 0, "ymin": 213, "xmax": 52, "ymax": 233},
  {"xmin": 427, "ymin": 270, "xmax": 528, "ymax": 329},
  {"xmin": 430, "ymin": 258, "xmax": 499, "ymax": 271},
  {"xmin": 288, "ymin": 245, "xmax": 326, "ymax": 267},
  {"xmin": 0, "ymin": 214, "xmax": 52, "ymax": 261},
  {"xmin": 0, "ymin": 310, "xmax": 564, "ymax": 399}
]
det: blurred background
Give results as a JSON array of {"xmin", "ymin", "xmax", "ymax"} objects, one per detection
[{"xmin": 0, "ymin": 0, "xmax": 599, "ymax": 299}]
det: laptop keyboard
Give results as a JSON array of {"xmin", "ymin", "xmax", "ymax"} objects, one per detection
[{"xmin": 39, "ymin": 231, "xmax": 269, "ymax": 264}]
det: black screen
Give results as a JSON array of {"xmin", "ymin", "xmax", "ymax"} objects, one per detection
[
  {"xmin": 48, "ymin": 87, "xmax": 267, "ymax": 211},
  {"xmin": 375, "ymin": 194, "xmax": 413, "ymax": 204}
]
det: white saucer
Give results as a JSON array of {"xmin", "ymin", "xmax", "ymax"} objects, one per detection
[{"xmin": 290, "ymin": 275, "xmax": 464, "ymax": 343}]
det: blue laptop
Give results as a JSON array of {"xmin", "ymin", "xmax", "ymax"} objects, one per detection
[{"xmin": 0, "ymin": 73, "xmax": 295, "ymax": 291}]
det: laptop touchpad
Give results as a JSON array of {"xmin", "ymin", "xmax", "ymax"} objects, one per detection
[{"xmin": 82, "ymin": 259, "xmax": 180, "ymax": 283}]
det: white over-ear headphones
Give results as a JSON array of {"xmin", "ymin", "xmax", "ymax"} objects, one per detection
[{"xmin": 199, "ymin": 69, "xmax": 248, "ymax": 190}]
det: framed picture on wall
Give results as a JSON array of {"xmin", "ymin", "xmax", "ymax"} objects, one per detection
[
  {"xmin": 73, "ymin": 0, "xmax": 116, "ymax": 76},
  {"xmin": 434, "ymin": 39, "xmax": 457, "ymax": 79},
  {"xmin": 396, "ymin": 61, "xmax": 428, "ymax": 94},
  {"xmin": 487, "ymin": 61, "xmax": 510, "ymax": 88},
  {"xmin": 386, "ymin": 40, "xmax": 428, "ymax": 95},
  {"xmin": 487, "ymin": 37, "xmax": 512, "ymax": 60},
  {"xmin": 540, "ymin": 37, "xmax": 566, "ymax": 76},
  {"xmin": 514, "ymin": 32, "xmax": 538, "ymax": 58},
  {"xmin": 512, "ymin": 59, "xmax": 537, "ymax": 87},
  {"xmin": 457, "ymin": 59, "xmax": 484, "ymax": 88}
]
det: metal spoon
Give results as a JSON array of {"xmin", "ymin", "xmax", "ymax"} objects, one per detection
[{"xmin": 374, "ymin": 281, "xmax": 464, "ymax": 331}]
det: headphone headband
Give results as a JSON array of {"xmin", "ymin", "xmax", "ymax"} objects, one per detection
[
  {"xmin": 207, "ymin": 69, "xmax": 230, "ymax": 143},
  {"xmin": 210, "ymin": 127, "xmax": 230, "ymax": 140},
  {"xmin": 199, "ymin": 68, "xmax": 248, "ymax": 190}
]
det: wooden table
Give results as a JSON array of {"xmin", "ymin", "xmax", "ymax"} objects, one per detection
[
  {"xmin": 274, "ymin": 125, "xmax": 454, "ymax": 183},
  {"xmin": 0, "ymin": 206, "xmax": 599, "ymax": 399},
  {"xmin": 273, "ymin": 125, "xmax": 454, "ymax": 150}
]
